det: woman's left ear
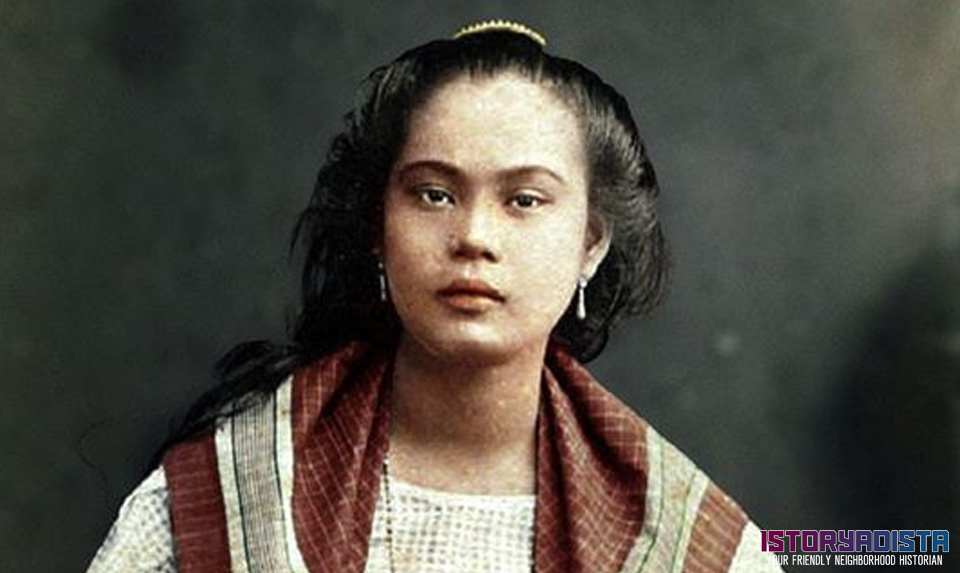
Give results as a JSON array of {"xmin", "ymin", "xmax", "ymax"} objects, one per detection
[{"xmin": 582, "ymin": 216, "xmax": 612, "ymax": 280}]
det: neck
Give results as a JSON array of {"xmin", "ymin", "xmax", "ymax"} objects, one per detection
[{"xmin": 388, "ymin": 335, "xmax": 545, "ymax": 494}]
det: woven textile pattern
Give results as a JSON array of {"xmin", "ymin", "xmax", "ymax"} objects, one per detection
[
  {"xmin": 89, "ymin": 340, "xmax": 783, "ymax": 573},
  {"xmin": 86, "ymin": 468, "xmax": 176, "ymax": 573},
  {"xmin": 363, "ymin": 477, "xmax": 536, "ymax": 573}
]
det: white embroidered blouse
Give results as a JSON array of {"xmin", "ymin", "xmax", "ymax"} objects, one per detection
[{"xmin": 86, "ymin": 467, "xmax": 537, "ymax": 573}]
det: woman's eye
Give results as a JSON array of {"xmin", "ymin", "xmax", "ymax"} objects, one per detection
[
  {"xmin": 418, "ymin": 187, "xmax": 454, "ymax": 206},
  {"xmin": 510, "ymin": 193, "xmax": 543, "ymax": 209}
]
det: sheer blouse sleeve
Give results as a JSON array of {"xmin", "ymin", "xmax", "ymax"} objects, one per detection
[{"xmin": 86, "ymin": 467, "xmax": 178, "ymax": 573}]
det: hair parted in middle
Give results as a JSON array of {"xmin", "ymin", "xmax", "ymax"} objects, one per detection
[{"xmin": 293, "ymin": 28, "xmax": 669, "ymax": 364}]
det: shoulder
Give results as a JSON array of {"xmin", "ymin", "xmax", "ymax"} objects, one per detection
[
  {"xmin": 728, "ymin": 521, "xmax": 785, "ymax": 573},
  {"xmin": 624, "ymin": 426, "xmax": 783, "ymax": 573},
  {"xmin": 87, "ymin": 467, "xmax": 177, "ymax": 573}
]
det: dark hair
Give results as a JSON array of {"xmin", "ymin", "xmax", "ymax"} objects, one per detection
[{"xmin": 156, "ymin": 29, "xmax": 668, "ymax": 456}]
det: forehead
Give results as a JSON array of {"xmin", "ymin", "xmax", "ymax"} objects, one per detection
[{"xmin": 397, "ymin": 72, "xmax": 586, "ymax": 183}]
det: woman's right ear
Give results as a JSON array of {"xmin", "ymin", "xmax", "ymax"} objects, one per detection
[{"xmin": 582, "ymin": 216, "xmax": 612, "ymax": 280}]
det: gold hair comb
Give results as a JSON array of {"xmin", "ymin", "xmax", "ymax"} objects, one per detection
[{"xmin": 453, "ymin": 20, "xmax": 547, "ymax": 48}]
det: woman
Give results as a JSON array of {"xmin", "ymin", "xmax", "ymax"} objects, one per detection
[{"xmin": 88, "ymin": 21, "xmax": 782, "ymax": 573}]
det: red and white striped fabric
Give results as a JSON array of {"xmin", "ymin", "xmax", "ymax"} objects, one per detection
[{"xmin": 152, "ymin": 341, "xmax": 781, "ymax": 573}]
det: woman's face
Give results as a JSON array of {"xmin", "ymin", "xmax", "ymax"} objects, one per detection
[{"xmin": 382, "ymin": 72, "xmax": 609, "ymax": 365}]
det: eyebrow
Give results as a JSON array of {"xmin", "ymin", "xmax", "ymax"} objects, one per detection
[{"xmin": 394, "ymin": 160, "xmax": 569, "ymax": 187}]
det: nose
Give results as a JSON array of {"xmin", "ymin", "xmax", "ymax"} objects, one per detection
[{"xmin": 450, "ymin": 200, "xmax": 500, "ymax": 263}]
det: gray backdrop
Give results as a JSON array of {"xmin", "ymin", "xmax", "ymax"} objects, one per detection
[{"xmin": 2, "ymin": 1, "xmax": 958, "ymax": 572}]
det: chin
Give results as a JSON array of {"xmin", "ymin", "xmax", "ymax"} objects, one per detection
[{"xmin": 401, "ymin": 327, "xmax": 538, "ymax": 367}]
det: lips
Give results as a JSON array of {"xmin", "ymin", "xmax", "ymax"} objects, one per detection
[{"xmin": 437, "ymin": 279, "xmax": 505, "ymax": 308}]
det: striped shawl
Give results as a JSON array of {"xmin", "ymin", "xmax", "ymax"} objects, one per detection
[{"xmin": 163, "ymin": 341, "xmax": 761, "ymax": 573}]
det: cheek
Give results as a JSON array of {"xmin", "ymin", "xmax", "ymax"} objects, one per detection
[
  {"xmin": 383, "ymin": 197, "xmax": 419, "ymax": 260},
  {"xmin": 381, "ymin": 194, "xmax": 402, "ymax": 248},
  {"xmin": 512, "ymin": 218, "xmax": 589, "ymax": 300},
  {"xmin": 539, "ymin": 212, "xmax": 590, "ymax": 268},
  {"xmin": 382, "ymin": 206, "xmax": 441, "ymax": 298},
  {"xmin": 388, "ymin": 222, "xmax": 443, "ymax": 257}
]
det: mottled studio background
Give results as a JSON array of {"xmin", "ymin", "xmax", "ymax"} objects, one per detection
[{"xmin": 2, "ymin": 1, "xmax": 958, "ymax": 572}]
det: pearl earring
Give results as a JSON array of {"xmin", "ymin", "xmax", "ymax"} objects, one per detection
[
  {"xmin": 576, "ymin": 276, "xmax": 588, "ymax": 320},
  {"xmin": 378, "ymin": 261, "xmax": 388, "ymax": 303}
]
